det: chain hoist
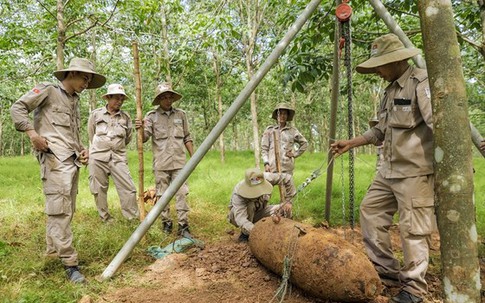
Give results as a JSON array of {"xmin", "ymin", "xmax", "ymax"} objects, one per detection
[{"xmin": 336, "ymin": 0, "xmax": 355, "ymax": 229}]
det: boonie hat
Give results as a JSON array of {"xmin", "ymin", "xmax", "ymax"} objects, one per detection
[
  {"xmin": 236, "ymin": 168, "xmax": 273, "ymax": 199},
  {"xmin": 102, "ymin": 84, "xmax": 128, "ymax": 100},
  {"xmin": 53, "ymin": 57, "xmax": 106, "ymax": 89},
  {"xmin": 272, "ymin": 102, "xmax": 295, "ymax": 121},
  {"xmin": 152, "ymin": 82, "xmax": 182, "ymax": 105},
  {"xmin": 356, "ymin": 33, "xmax": 420, "ymax": 74}
]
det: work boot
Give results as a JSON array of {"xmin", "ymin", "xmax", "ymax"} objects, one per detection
[
  {"xmin": 102, "ymin": 215, "xmax": 115, "ymax": 224},
  {"xmin": 238, "ymin": 232, "xmax": 249, "ymax": 242},
  {"xmin": 177, "ymin": 224, "xmax": 192, "ymax": 238},
  {"xmin": 162, "ymin": 221, "xmax": 173, "ymax": 234},
  {"xmin": 65, "ymin": 266, "xmax": 86, "ymax": 284},
  {"xmin": 391, "ymin": 290, "xmax": 423, "ymax": 303}
]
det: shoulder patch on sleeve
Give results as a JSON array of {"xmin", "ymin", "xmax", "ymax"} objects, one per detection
[
  {"xmin": 412, "ymin": 68, "xmax": 428, "ymax": 82},
  {"xmin": 32, "ymin": 82, "xmax": 55, "ymax": 94},
  {"xmin": 174, "ymin": 108, "xmax": 186, "ymax": 114},
  {"xmin": 146, "ymin": 110, "xmax": 156, "ymax": 116}
]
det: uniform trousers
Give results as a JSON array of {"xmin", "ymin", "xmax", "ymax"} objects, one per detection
[
  {"xmin": 39, "ymin": 153, "xmax": 79, "ymax": 267},
  {"xmin": 155, "ymin": 169, "xmax": 189, "ymax": 225},
  {"xmin": 360, "ymin": 172, "xmax": 435, "ymax": 297},
  {"xmin": 88, "ymin": 158, "xmax": 138, "ymax": 220}
]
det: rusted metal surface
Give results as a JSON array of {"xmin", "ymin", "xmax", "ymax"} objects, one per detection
[{"xmin": 249, "ymin": 217, "xmax": 382, "ymax": 302}]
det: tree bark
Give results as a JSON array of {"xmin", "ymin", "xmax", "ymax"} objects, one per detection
[
  {"xmin": 418, "ymin": 1, "xmax": 480, "ymax": 302},
  {"xmin": 89, "ymin": 29, "xmax": 97, "ymax": 112},
  {"xmin": 160, "ymin": 4, "xmax": 172, "ymax": 84},
  {"xmin": 212, "ymin": 50, "xmax": 225, "ymax": 163},
  {"xmin": 0, "ymin": 106, "xmax": 3, "ymax": 156},
  {"xmin": 56, "ymin": 0, "xmax": 65, "ymax": 69},
  {"xmin": 240, "ymin": 0, "xmax": 264, "ymax": 168},
  {"xmin": 478, "ymin": 0, "xmax": 485, "ymax": 57}
]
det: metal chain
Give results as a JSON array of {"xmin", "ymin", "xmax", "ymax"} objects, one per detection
[{"xmin": 343, "ymin": 20, "xmax": 355, "ymax": 229}]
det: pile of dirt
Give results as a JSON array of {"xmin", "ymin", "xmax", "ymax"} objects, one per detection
[{"xmin": 93, "ymin": 225, "xmax": 472, "ymax": 303}]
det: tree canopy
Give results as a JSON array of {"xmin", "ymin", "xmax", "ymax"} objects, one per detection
[{"xmin": 1, "ymin": 0, "xmax": 484, "ymax": 158}]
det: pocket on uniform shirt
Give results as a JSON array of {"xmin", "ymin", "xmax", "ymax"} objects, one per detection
[
  {"xmin": 52, "ymin": 108, "xmax": 71, "ymax": 127},
  {"xmin": 95, "ymin": 118, "xmax": 109, "ymax": 136},
  {"xmin": 409, "ymin": 197, "xmax": 435, "ymax": 236},
  {"xmin": 114, "ymin": 123, "xmax": 128, "ymax": 138},
  {"xmin": 388, "ymin": 99, "xmax": 415, "ymax": 129},
  {"xmin": 173, "ymin": 124, "xmax": 184, "ymax": 138},
  {"xmin": 154, "ymin": 127, "xmax": 169, "ymax": 139}
]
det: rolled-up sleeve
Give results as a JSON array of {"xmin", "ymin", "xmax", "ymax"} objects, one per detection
[
  {"xmin": 363, "ymin": 127, "xmax": 384, "ymax": 146},
  {"xmin": 125, "ymin": 113, "xmax": 133, "ymax": 145},
  {"xmin": 261, "ymin": 128, "xmax": 271, "ymax": 164},
  {"xmin": 230, "ymin": 193, "xmax": 255, "ymax": 233},
  {"xmin": 293, "ymin": 129, "xmax": 308, "ymax": 157},
  {"xmin": 182, "ymin": 113, "xmax": 192, "ymax": 144}
]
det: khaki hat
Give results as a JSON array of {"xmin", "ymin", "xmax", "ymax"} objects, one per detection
[
  {"xmin": 236, "ymin": 168, "xmax": 273, "ymax": 199},
  {"xmin": 102, "ymin": 84, "xmax": 128, "ymax": 100},
  {"xmin": 368, "ymin": 116, "xmax": 379, "ymax": 127},
  {"xmin": 53, "ymin": 58, "xmax": 106, "ymax": 89},
  {"xmin": 152, "ymin": 82, "xmax": 182, "ymax": 105},
  {"xmin": 272, "ymin": 103, "xmax": 295, "ymax": 121},
  {"xmin": 356, "ymin": 34, "xmax": 420, "ymax": 74}
]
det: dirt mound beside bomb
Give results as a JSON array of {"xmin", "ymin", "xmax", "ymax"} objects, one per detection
[{"xmin": 249, "ymin": 217, "xmax": 382, "ymax": 302}]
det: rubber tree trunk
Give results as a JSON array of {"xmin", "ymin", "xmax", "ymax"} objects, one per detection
[
  {"xmin": 160, "ymin": 3, "xmax": 172, "ymax": 84},
  {"xmin": 56, "ymin": 0, "xmax": 65, "ymax": 69},
  {"xmin": 418, "ymin": 1, "xmax": 480, "ymax": 302}
]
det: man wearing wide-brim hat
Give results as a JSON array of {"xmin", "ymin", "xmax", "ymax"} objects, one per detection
[
  {"xmin": 228, "ymin": 168, "xmax": 295, "ymax": 242},
  {"xmin": 135, "ymin": 82, "xmax": 194, "ymax": 238},
  {"xmin": 331, "ymin": 34, "xmax": 434, "ymax": 303},
  {"xmin": 261, "ymin": 102, "xmax": 308, "ymax": 175},
  {"xmin": 10, "ymin": 57, "xmax": 106, "ymax": 283},
  {"xmin": 88, "ymin": 84, "xmax": 139, "ymax": 224}
]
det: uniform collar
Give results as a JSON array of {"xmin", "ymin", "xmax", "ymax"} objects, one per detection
[
  {"xmin": 58, "ymin": 82, "xmax": 79, "ymax": 98},
  {"xmin": 102, "ymin": 105, "xmax": 121, "ymax": 116},
  {"xmin": 157, "ymin": 106, "xmax": 175, "ymax": 115},
  {"xmin": 274, "ymin": 124, "xmax": 290, "ymax": 131},
  {"xmin": 394, "ymin": 65, "xmax": 414, "ymax": 88}
]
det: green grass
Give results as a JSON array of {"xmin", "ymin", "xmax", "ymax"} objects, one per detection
[{"xmin": 1, "ymin": 150, "xmax": 485, "ymax": 302}]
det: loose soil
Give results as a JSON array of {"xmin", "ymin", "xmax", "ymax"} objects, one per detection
[{"xmin": 93, "ymin": 224, "xmax": 484, "ymax": 303}]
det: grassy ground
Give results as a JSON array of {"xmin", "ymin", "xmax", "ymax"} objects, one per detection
[{"xmin": 1, "ymin": 150, "xmax": 484, "ymax": 302}]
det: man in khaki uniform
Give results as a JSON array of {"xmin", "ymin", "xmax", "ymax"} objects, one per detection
[
  {"xmin": 331, "ymin": 34, "xmax": 434, "ymax": 303},
  {"xmin": 135, "ymin": 83, "xmax": 194, "ymax": 237},
  {"xmin": 261, "ymin": 103, "xmax": 308, "ymax": 175},
  {"xmin": 88, "ymin": 84, "xmax": 139, "ymax": 222},
  {"xmin": 228, "ymin": 168, "xmax": 294, "ymax": 242},
  {"xmin": 10, "ymin": 58, "xmax": 106, "ymax": 283}
]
